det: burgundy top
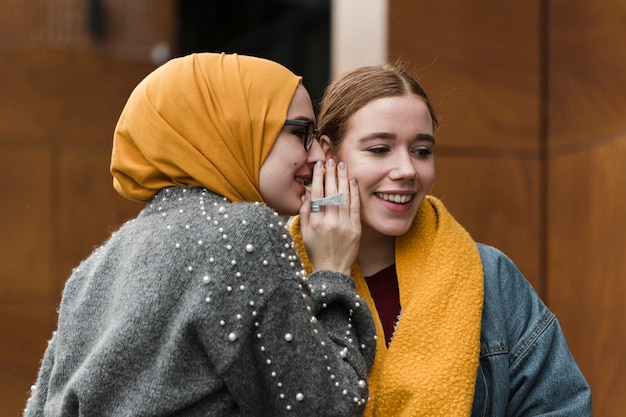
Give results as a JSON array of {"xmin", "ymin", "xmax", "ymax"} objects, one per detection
[{"xmin": 364, "ymin": 264, "xmax": 401, "ymax": 346}]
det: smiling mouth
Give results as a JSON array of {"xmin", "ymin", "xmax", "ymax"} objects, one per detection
[
  {"xmin": 295, "ymin": 176, "xmax": 312, "ymax": 187},
  {"xmin": 376, "ymin": 193, "xmax": 414, "ymax": 204}
]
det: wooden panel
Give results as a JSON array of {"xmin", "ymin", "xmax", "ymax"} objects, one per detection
[
  {"xmin": 0, "ymin": 0, "xmax": 175, "ymax": 63},
  {"xmin": 389, "ymin": 1, "xmax": 626, "ymax": 416},
  {"xmin": 389, "ymin": 0, "xmax": 541, "ymax": 151},
  {"xmin": 549, "ymin": 0, "xmax": 626, "ymax": 149},
  {"xmin": 548, "ymin": 136, "xmax": 626, "ymax": 416},
  {"xmin": 0, "ymin": 148, "xmax": 53, "ymax": 299},
  {"xmin": 0, "ymin": 2, "xmax": 169, "ymax": 414},
  {"xmin": 0, "ymin": 49, "xmax": 155, "ymax": 144},
  {"xmin": 0, "ymin": 303, "xmax": 57, "ymax": 414},
  {"xmin": 57, "ymin": 149, "xmax": 144, "ymax": 285},
  {"xmin": 0, "ymin": 49, "xmax": 152, "ymax": 417},
  {"xmin": 388, "ymin": 0, "xmax": 544, "ymax": 291},
  {"xmin": 548, "ymin": 2, "xmax": 626, "ymax": 415},
  {"xmin": 433, "ymin": 156, "xmax": 542, "ymax": 291}
]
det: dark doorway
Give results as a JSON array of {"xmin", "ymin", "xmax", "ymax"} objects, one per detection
[{"xmin": 177, "ymin": 0, "xmax": 330, "ymax": 106}]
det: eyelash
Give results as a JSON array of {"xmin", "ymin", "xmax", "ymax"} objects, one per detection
[
  {"xmin": 292, "ymin": 129, "xmax": 307, "ymax": 140},
  {"xmin": 367, "ymin": 146, "xmax": 433, "ymax": 158},
  {"xmin": 368, "ymin": 147, "xmax": 388, "ymax": 154}
]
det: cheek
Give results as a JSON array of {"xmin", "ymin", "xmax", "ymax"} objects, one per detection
[
  {"xmin": 345, "ymin": 163, "xmax": 369, "ymax": 187},
  {"xmin": 418, "ymin": 163, "xmax": 436, "ymax": 187},
  {"xmin": 278, "ymin": 153, "xmax": 301, "ymax": 170},
  {"xmin": 292, "ymin": 149, "xmax": 309, "ymax": 166},
  {"xmin": 335, "ymin": 151, "xmax": 361, "ymax": 177}
]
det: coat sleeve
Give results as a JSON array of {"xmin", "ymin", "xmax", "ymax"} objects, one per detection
[
  {"xmin": 249, "ymin": 271, "xmax": 376, "ymax": 416},
  {"xmin": 194, "ymin": 204, "xmax": 377, "ymax": 416},
  {"xmin": 23, "ymin": 333, "xmax": 56, "ymax": 416}
]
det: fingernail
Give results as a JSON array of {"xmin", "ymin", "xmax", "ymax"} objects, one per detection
[
  {"xmin": 315, "ymin": 160, "xmax": 323, "ymax": 169},
  {"xmin": 351, "ymin": 178, "xmax": 358, "ymax": 186},
  {"xmin": 338, "ymin": 161, "xmax": 345, "ymax": 171},
  {"xmin": 327, "ymin": 159, "xmax": 335, "ymax": 168}
]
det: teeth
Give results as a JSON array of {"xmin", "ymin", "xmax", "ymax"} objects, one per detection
[
  {"xmin": 295, "ymin": 177, "xmax": 311, "ymax": 186},
  {"xmin": 377, "ymin": 193, "xmax": 413, "ymax": 204}
]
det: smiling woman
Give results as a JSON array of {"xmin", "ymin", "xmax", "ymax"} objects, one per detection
[
  {"xmin": 22, "ymin": 52, "xmax": 375, "ymax": 417},
  {"xmin": 328, "ymin": 94, "xmax": 436, "ymax": 249},
  {"xmin": 259, "ymin": 84, "xmax": 321, "ymax": 215},
  {"xmin": 289, "ymin": 62, "xmax": 592, "ymax": 417}
]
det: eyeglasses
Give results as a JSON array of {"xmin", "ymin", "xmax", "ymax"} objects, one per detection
[{"xmin": 284, "ymin": 119, "xmax": 319, "ymax": 151}]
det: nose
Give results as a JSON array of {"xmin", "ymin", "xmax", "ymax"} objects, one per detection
[
  {"xmin": 390, "ymin": 151, "xmax": 417, "ymax": 180},
  {"xmin": 306, "ymin": 139, "xmax": 326, "ymax": 164}
]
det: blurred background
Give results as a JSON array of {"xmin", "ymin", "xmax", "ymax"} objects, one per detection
[{"xmin": 1, "ymin": 0, "xmax": 624, "ymax": 416}]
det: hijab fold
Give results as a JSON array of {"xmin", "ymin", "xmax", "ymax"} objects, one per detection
[{"xmin": 111, "ymin": 52, "xmax": 302, "ymax": 202}]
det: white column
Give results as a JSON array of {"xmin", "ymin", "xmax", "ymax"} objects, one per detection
[{"xmin": 330, "ymin": 0, "xmax": 388, "ymax": 78}]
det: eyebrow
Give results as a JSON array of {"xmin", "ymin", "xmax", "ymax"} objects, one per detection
[{"xmin": 360, "ymin": 132, "xmax": 436, "ymax": 144}]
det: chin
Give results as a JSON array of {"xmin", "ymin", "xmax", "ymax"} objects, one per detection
[
  {"xmin": 377, "ymin": 222, "xmax": 414, "ymax": 237},
  {"xmin": 282, "ymin": 203, "xmax": 302, "ymax": 217}
]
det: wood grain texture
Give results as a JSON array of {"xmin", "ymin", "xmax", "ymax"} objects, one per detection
[
  {"xmin": 388, "ymin": 0, "xmax": 544, "ymax": 292},
  {"xmin": 0, "ymin": 49, "xmax": 148, "ymax": 415},
  {"xmin": 0, "ymin": 149, "xmax": 53, "ymax": 299},
  {"xmin": 389, "ymin": 0, "xmax": 541, "ymax": 151},
  {"xmin": 433, "ymin": 156, "xmax": 542, "ymax": 291},
  {"xmin": 548, "ymin": 0, "xmax": 626, "ymax": 150},
  {"xmin": 390, "ymin": 0, "xmax": 626, "ymax": 415},
  {"xmin": 57, "ymin": 149, "xmax": 145, "ymax": 292},
  {"xmin": 0, "ymin": 303, "xmax": 58, "ymax": 414},
  {"xmin": 548, "ymin": 138, "xmax": 626, "ymax": 416},
  {"xmin": 548, "ymin": 3, "xmax": 626, "ymax": 414}
]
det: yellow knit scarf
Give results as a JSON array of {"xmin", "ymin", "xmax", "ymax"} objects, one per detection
[{"xmin": 289, "ymin": 195, "xmax": 484, "ymax": 416}]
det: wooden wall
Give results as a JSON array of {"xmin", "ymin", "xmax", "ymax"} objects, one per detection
[
  {"xmin": 388, "ymin": 0, "xmax": 625, "ymax": 415},
  {"xmin": 547, "ymin": 1, "xmax": 626, "ymax": 413},
  {"xmin": 0, "ymin": 2, "xmax": 173, "ymax": 414},
  {"xmin": 0, "ymin": 49, "xmax": 151, "ymax": 415}
]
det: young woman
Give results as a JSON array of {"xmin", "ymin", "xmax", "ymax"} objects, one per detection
[
  {"xmin": 24, "ymin": 53, "xmax": 375, "ymax": 417},
  {"xmin": 289, "ymin": 63, "xmax": 592, "ymax": 416}
]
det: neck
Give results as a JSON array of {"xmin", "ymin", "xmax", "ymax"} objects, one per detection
[{"xmin": 357, "ymin": 228, "xmax": 396, "ymax": 277}]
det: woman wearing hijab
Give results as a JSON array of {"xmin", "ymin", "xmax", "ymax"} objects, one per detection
[{"xmin": 24, "ymin": 53, "xmax": 375, "ymax": 417}]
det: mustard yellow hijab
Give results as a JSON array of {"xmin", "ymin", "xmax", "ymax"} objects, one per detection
[{"xmin": 111, "ymin": 52, "xmax": 302, "ymax": 202}]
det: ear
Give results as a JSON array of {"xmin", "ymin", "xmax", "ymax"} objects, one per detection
[{"xmin": 319, "ymin": 135, "xmax": 335, "ymax": 159}]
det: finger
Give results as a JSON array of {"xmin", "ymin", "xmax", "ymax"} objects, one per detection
[
  {"xmin": 310, "ymin": 160, "xmax": 325, "ymax": 201},
  {"xmin": 336, "ymin": 161, "xmax": 350, "ymax": 220},
  {"xmin": 324, "ymin": 159, "xmax": 338, "ymax": 196},
  {"xmin": 322, "ymin": 159, "xmax": 340, "ymax": 217},
  {"xmin": 349, "ymin": 178, "xmax": 361, "ymax": 230}
]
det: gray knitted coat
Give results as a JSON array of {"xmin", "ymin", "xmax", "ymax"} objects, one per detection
[{"xmin": 24, "ymin": 187, "xmax": 376, "ymax": 416}]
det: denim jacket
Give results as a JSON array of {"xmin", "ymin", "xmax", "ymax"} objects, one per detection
[{"xmin": 472, "ymin": 244, "xmax": 592, "ymax": 416}]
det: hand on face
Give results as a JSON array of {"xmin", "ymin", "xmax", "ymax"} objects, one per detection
[
  {"xmin": 299, "ymin": 159, "xmax": 361, "ymax": 276},
  {"xmin": 330, "ymin": 95, "xmax": 435, "ymax": 243}
]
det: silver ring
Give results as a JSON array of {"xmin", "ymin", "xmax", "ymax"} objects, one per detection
[
  {"xmin": 310, "ymin": 203, "xmax": 324, "ymax": 213},
  {"xmin": 310, "ymin": 193, "xmax": 344, "ymax": 212}
]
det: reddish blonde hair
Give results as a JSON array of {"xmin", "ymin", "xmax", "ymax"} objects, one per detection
[{"xmin": 317, "ymin": 62, "xmax": 438, "ymax": 149}]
